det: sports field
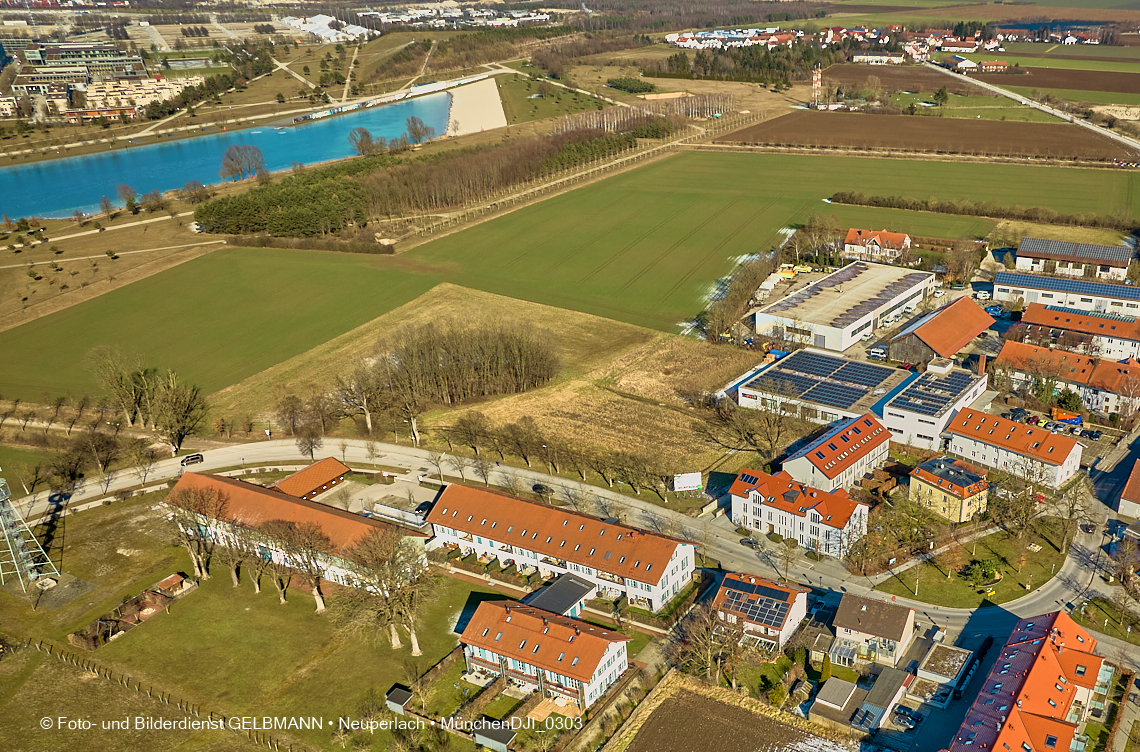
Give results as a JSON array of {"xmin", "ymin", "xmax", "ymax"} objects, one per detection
[{"xmin": 1, "ymin": 152, "xmax": 1137, "ymax": 400}]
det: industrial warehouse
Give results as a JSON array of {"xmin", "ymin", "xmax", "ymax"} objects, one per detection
[{"xmin": 752, "ymin": 263, "xmax": 935, "ymax": 352}]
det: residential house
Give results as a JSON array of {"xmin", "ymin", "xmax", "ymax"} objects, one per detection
[
  {"xmin": 993, "ymin": 339, "xmax": 1140, "ymax": 419},
  {"xmin": 856, "ymin": 668, "xmax": 914, "ymax": 730},
  {"xmin": 523, "ymin": 573, "xmax": 596, "ymax": 619},
  {"xmin": 729, "ymin": 469, "xmax": 870, "ymax": 558},
  {"xmin": 712, "ymin": 573, "xmax": 809, "ymax": 650},
  {"xmin": 979, "ymin": 60, "xmax": 1009, "ymax": 72},
  {"xmin": 1118, "ymin": 460, "xmax": 1140, "ymax": 518},
  {"xmin": 1014, "ymin": 237, "xmax": 1133, "ymax": 282},
  {"xmin": 888, "ymin": 297, "xmax": 995, "ymax": 364},
  {"xmin": 945, "ymin": 408, "xmax": 1083, "ymax": 489},
  {"xmin": 271, "ymin": 457, "xmax": 350, "ymax": 501},
  {"xmin": 167, "ymin": 473, "xmax": 427, "ymax": 588},
  {"xmin": 843, "ymin": 228, "xmax": 913, "ymax": 263},
  {"xmin": 851, "ymin": 52, "xmax": 905, "ymax": 64},
  {"xmin": 831, "ymin": 593, "xmax": 916, "ymax": 667},
  {"xmin": 1021, "ymin": 304, "xmax": 1140, "ymax": 360},
  {"xmin": 425, "ymin": 485, "xmax": 696, "ymax": 613},
  {"xmin": 909, "ymin": 456, "xmax": 989, "ymax": 524},
  {"xmin": 940, "ymin": 37, "xmax": 980, "ymax": 52},
  {"xmin": 950, "ymin": 612, "xmax": 1114, "ymax": 752},
  {"xmin": 459, "ymin": 601, "xmax": 630, "ymax": 710},
  {"xmin": 782, "ymin": 413, "xmax": 891, "ymax": 492}
]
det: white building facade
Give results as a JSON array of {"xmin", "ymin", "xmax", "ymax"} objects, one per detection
[
  {"xmin": 880, "ymin": 363, "xmax": 988, "ymax": 451},
  {"xmin": 994, "ymin": 272, "xmax": 1140, "ymax": 315},
  {"xmin": 946, "ymin": 409, "xmax": 1083, "ymax": 488},
  {"xmin": 782, "ymin": 414, "xmax": 891, "ymax": 492}
]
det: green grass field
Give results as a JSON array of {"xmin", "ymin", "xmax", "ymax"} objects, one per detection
[
  {"xmin": 496, "ymin": 74, "xmax": 604, "ymax": 124},
  {"xmin": 1, "ymin": 151, "xmax": 1137, "ymax": 400},
  {"xmin": 940, "ymin": 53, "xmax": 1140, "ymax": 74},
  {"xmin": 1003, "ymin": 43, "xmax": 1140, "ymax": 60},
  {"xmin": 0, "ymin": 247, "xmax": 439, "ymax": 400},
  {"xmin": 890, "ymin": 91, "xmax": 1063, "ymax": 122},
  {"xmin": 1002, "ymin": 85, "xmax": 1140, "ymax": 106}
]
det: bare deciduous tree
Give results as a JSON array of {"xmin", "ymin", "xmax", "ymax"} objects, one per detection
[{"xmin": 166, "ymin": 483, "xmax": 229, "ymax": 578}]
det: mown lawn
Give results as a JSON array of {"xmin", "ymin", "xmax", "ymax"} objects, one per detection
[
  {"xmin": 875, "ymin": 519, "xmax": 1067, "ymax": 608},
  {"xmin": 496, "ymin": 74, "xmax": 604, "ymax": 124}
]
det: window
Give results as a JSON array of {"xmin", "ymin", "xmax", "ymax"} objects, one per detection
[
  {"xmin": 571, "ymin": 657, "xmax": 579, "ymax": 667},
  {"xmin": 532, "ymin": 644, "xmax": 540, "ymax": 654},
  {"xmin": 1045, "ymin": 737, "xmax": 1058, "ymax": 749},
  {"xmin": 1076, "ymin": 665, "xmax": 1087, "ymax": 676},
  {"xmin": 520, "ymin": 640, "xmax": 527, "ymax": 649},
  {"xmin": 494, "ymin": 632, "xmax": 502, "ymax": 641},
  {"xmin": 1023, "ymin": 744, "xmax": 1032, "ymax": 752},
  {"xmin": 1054, "ymin": 683, "xmax": 1064, "ymax": 692},
  {"xmin": 557, "ymin": 652, "xmax": 565, "ymax": 662},
  {"xmin": 481, "ymin": 628, "xmax": 489, "ymax": 637},
  {"xmin": 1048, "ymin": 698, "xmax": 1057, "ymax": 708}
]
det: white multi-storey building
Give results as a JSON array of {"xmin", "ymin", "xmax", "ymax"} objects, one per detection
[
  {"xmin": 782, "ymin": 413, "xmax": 891, "ymax": 492},
  {"xmin": 1014, "ymin": 237, "xmax": 1132, "ymax": 282},
  {"xmin": 946, "ymin": 409, "xmax": 1083, "ymax": 488},
  {"xmin": 729, "ymin": 469, "xmax": 869, "ymax": 558},
  {"xmin": 1021, "ymin": 304, "xmax": 1140, "ymax": 361},
  {"xmin": 426, "ymin": 486, "xmax": 696, "ymax": 614},
  {"xmin": 460, "ymin": 601, "xmax": 629, "ymax": 710},
  {"xmin": 879, "ymin": 359, "xmax": 988, "ymax": 451},
  {"xmin": 994, "ymin": 272, "xmax": 1140, "ymax": 314}
]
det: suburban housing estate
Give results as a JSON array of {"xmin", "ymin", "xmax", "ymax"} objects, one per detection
[{"xmin": 425, "ymin": 485, "xmax": 696, "ymax": 613}]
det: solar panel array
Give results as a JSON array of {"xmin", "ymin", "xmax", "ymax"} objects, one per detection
[
  {"xmin": 722, "ymin": 580, "xmax": 792, "ymax": 628},
  {"xmin": 1019, "ymin": 237, "xmax": 1133, "ymax": 267},
  {"xmin": 744, "ymin": 350, "xmax": 896, "ymax": 409},
  {"xmin": 888, "ymin": 371, "xmax": 979, "ymax": 417},
  {"xmin": 994, "ymin": 272, "xmax": 1140, "ymax": 302},
  {"xmin": 1042, "ymin": 305, "xmax": 1137, "ymax": 324},
  {"xmin": 759, "ymin": 263, "xmax": 933, "ymax": 329}
]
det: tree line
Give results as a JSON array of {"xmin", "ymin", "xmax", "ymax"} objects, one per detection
[
  {"xmin": 831, "ymin": 191, "xmax": 1138, "ymax": 232},
  {"xmin": 194, "ymin": 125, "xmax": 658, "ymax": 237},
  {"xmin": 167, "ymin": 484, "xmax": 435, "ymax": 653}
]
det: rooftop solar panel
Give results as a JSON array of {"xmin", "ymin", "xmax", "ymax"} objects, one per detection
[
  {"xmin": 994, "ymin": 272, "xmax": 1140, "ymax": 302},
  {"xmin": 802, "ymin": 382, "xmax": 864, "ymax": 409},
  {"xmin": 834, "ymin": 362, "xmax": 894, "ymax": 387},
  {"xmin": 750, "ymin": 372, "xmax": 817, "ymax": 397}
]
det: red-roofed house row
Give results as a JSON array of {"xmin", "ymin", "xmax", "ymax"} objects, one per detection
[
  {"xmin": 729, "ymin": 469, "xmax": 870, "ymax": 558},
  {"xmin": 946, "ymin": 409, "xmax": 1082, "ymax": 488},
  {"xmin": 1021, "ymin": 304, "xmax": 1140, "ymax": 361},
  {"xmin": 994, "ymin": 339, "xmax": 1140, "ymax": 419},
  {"xmin": 425, "ymin": 485, "xmax": 696, "ymax": 614},
  {"xmin": 782, "ymin": 413, "xmax": 890, "ymax": 492},
  {"xmin": 950, "ymin": 612, "xmax": 1113, "ymax": 752},
  {"xmin": 459, "ymin": 601, "xmax": 630, "ymax": 710}
]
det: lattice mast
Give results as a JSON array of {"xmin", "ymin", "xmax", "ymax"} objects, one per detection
[
  {"xmin": 0, "ymin": 478, "xmax": 59, "ymax": 592},
  {"xmin": 812, "ymin": 65, "xmax": 822, "ymax": 108}
]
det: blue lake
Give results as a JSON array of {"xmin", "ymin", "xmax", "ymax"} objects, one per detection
[{"xmin": 0, "ymin": 91, "xmax": 451, "ymax": 219}]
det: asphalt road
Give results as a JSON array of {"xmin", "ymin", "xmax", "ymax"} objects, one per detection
[{"xmin": 14, "ymin": 437, "xmax": 1140, "ymax": 670}]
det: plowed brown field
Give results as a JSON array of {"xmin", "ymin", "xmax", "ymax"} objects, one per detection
[
  {"xmin": 975, "ymin": 67, "xmax": 1140, "ymax": 94},
  {"xmin": 714, "ymin": 110, "xmax": 1135, "ymax": 160},
  {"xmin": 824, "ymin": 63, "xmax": 984, "ymax": 95}
]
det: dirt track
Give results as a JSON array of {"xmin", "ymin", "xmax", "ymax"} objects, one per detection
[
  {"xmin": 975, "ymin": 67, "xmax": 1140, "ymax": 94},
  {"xmin": 714, "ymin": 109, "xmax": 1133, "ymax": 160}
]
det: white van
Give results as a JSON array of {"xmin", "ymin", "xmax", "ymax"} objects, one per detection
[
  {"xmin": 868, "ymin": 346, "xmax": 888, "ymax": 360},
  {"xmin": 975, "ymin": 291, "xmax": 991, "ymax": 300}
]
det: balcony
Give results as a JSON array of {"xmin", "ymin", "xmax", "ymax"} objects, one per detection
[
  {"xmin": 458, "ymin": 532, "xmax": 473, "ymax": 542},
  {"xmin": 596, "ymin": 571, "xmax": 623, "ymax": 585},
  {"xmin": 540, "ymin": 556, "xmax": 566, "ymax": 568}
]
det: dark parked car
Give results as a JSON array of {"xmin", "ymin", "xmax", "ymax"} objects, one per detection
[
  {"xmin": 1092, "ymin": 430, "xmax": 1103, "ymax": 441},
  {"xmin": 180, "ymin": 453, "xmax": 204, "ymax": 467},
  {"xmin": 740, "ymin": 538, "xmax": 759, "ymax": 549},
  {"xmin": 1001, "ymin": 413, "xmax": 1013, "ymax": 420}
]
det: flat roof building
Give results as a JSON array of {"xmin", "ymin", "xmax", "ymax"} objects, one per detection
[
  {"xmin": 994, "ymin": 272, "xmax": 1140, "ymax": 315},
  {"xmin": 753, "ymin": 262, "xmax": 934, "ymax": 352},
  {"xmin": 879, "ymin": 359, "xmax": 989, "ymax": 451}
]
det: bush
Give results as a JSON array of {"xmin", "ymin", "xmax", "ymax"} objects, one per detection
[{"xmin": 768, "ymin": 532, "xmax": 783, "ymax": 543}]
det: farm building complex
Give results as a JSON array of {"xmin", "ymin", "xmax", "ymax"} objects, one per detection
[
  {"xmin": 1014, "ymin": 237, "xmax": 1133, "ymax": 282},
  {"xmin": 782, "ymin": 413, "xmax": 891, "ymax": 492},
  {"xmin": 728, "ymin": 468, "xmax": 870, "ymax": 558},
  {"xmin": 945, "ymin": 409, "xmax": 1083, "ymax": 488},
  {"xmin": 1020, "ymin": 304, "xmax": 1140, "ymax": 361},
  {"xmin": 887, "ymin": 297, "xmax": 995, "ymax": 364},
  {"xmin": 752, "ymin": 262, "xmax": 934, "ymax": 351},
  {"xmin": 425, "ymin": 485, "xmax": 696, "ymax": 613},
  {"xmin": 950, "ymin": 612, "xmax": 1113, "ymax": 752},
  {"xmin": 993, "ymin": 273, "xmax": 1140, "ymax": 314}
]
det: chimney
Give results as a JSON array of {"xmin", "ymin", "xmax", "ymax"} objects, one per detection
[
  {"xmin": 977, "ymin": 354, "xmax": 987, "ymax": 377},
  {"xmin": 574, "ymin": 627, "xmax": 580, "ymax": 636},
  {"xmin": 543, "ymin": 617, "xmax": 548, "ymax": 626}
]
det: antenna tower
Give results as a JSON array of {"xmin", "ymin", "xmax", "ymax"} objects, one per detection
[
  {"xmin": 0, "ymin": 478, "xmax": 60, "ymax": 593},
  {"xmin": 812, "ymin": 65, "xmax": 822, "ymax": 108}
]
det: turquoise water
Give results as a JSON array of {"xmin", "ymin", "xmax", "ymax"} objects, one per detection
[{"xmin": 0, "ymin": 92, "xmax": 451, "ymax": 218}]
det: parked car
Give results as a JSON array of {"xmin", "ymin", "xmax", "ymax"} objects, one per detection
[
  {"xmin": 976, "ymin": 291, "xmax": 992, "ymax": 300},
  {"xmin": 1001, "ymin": 413, "xmax": 1014, "ymax": 420},
  {"xmin": 868, "ymin": 346, "xmax": 888, "ymax": 359},
  {"xmin": 1044, "ymin": 421, "xmax": 1057, "ymax": 430},
  {"xmin": 1081, "ymin": 523, "xmax": 1095, "ymax": 534},
  {"xmin": 985, "ymin": 305, "xmax": 1004, "ymax": 316},
  {"xmin": 180, "ymin": 453, "xmax": 204, "ymax": 467},
  {"xmin": 1026, "ymin": 416, "xmax": 1040, "ymax": 425},
  {"xmin": 861, "ymin": 332, "xmax": 874, "ymax": 341},
  {"xmin": 1080, "ymin": 429, "xmax": 1093, "ymax": 439},
  {"xmin": 1071, "ymin": 426, "xmax": 1083, "ymax": 435},
  {"xmin": 934, "ymin": 290, "xmax": 946, "ymax": 298},
  {"xmin": 977, "ymin": 331, "xmax": 989, "ymax": 339},
  {"xmin": 1091, "ymin": 430, "xmax": 1103, "ymax": 441},
  {"xmin": 898, "ymin": 707, "xmax": 924, "ymax": 724},
  {"xmin": 740, "ymin": 538, "xmax": 759, "ymax": 549},
  {"xmin": 900, "ymin": 362, "xmax": 914, "ymax": 371}
]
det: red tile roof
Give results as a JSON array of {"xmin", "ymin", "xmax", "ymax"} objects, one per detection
[
  {"xmin": 728, "ymin": 469, "xmax": 867, "ymax": 530},
  {"xmin": 786, "ymin": 414, "xmax": 890, "ymax": 480},
  {"xmin": 272, "ymin": 457, "xmax": 350, "ymax": 499},
  {"xmin": 910, "ymin": 457, "xmax": 988, "ymax": 499},
  {"xmin": 171, "ymin": 473, "xmax": 425, "ymax": 555},
  {"xmin": 951, "ymin": 612, "xmax": 1102, "ymax": 752},
  {"xmin": 427, "ymin": 485, "xmax": 688, "ymax": 585},
  {"xmin": 459, "ymin": 601, "xmax": 629, "ymax": 683},
  {"xmin": 911, "ymin": 297, "xmax": 995, "ymax": 358},
  {"xmin": 844, "ymin": 228, "xmax": 911, "ymax": 251},
  {"xmin": 994, "ymin": 339, "xmax": 1140, "ymax": 396},
  {"xmin": 947, "ymin": 409, "xmax": 1080, "ymax": 467},
  {"xmin": 1122, "ymin": 460, "xmax": 1140, "ymax": 506},
  {"xmin": 1021, "ymin": 304, "xmax": 1140, "ymax": 343}
]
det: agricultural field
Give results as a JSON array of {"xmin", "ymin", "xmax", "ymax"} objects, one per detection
[
  {"xmin": 1002, "ymin": 42, "xmax": 1140, "ymax": 60},
  {"xmin": 889, "ymin": 92, "xmax": 1063, "ymax": 122},
  {"xmin": 716, "ymin": 109, "xmax": 1132, "ymax": 160},
  {"xmin": 821, "ymin": 3, "xmax": 1140, "ymax": 26},
  {"xmin": 947, "ymin": 54, "xmax": 1140, "ymax": 74},
  {"xmin": 987, "ymin": 219, "xmax": 1128, "ymax": 248},
  {"xmin": 3, "ymin": 151, "xmax": 1139, "ymax": 404},
  {"xmin": 1002, "ymin": 85, "xmax": 1140, "ymax": 106},
  {"xmin": 824, "ymin": 62, "xmax": 985, "ymax": 96}
]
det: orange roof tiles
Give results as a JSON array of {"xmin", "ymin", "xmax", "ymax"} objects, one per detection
[
  {"xmin": 844, "ymin": 228, "xmax": 911, "ymax": 250},
  {"xmin": 172, "ymin": 473, "xmax": 425, "ymax": 555},
  {"xmin": 1122, "ymin": 460, "xmax": 1140, "ymax": 507},
  {"xmin": 947, "ymin": 409, "xmax": 1080, "ymax": 467},
  {"xmin": 427, "ymin": 485, "xmax": 688, "ymax": 585},
  {"xmin": 952, "ymin": 612, "xmax": 1102, "ymax": 752},
  {"xmin": 787, "ymin": 414, "xmax": 890, "ymax": 480},
  {"xmin": 712, "ymin": 573, "xmax": 807, "ymax": 630},
  {"xmin": 909, "ymin": 296, "xmax": 995, "ymax": 358},
  {"xmin": 459, "ymin": 601, "xmax": 629, "ymax": 683},
  {"xmin": 1022, "ymin": 304, "xmax": 1140, "ymax": 342},
  {"xmin": 994, "ymin": 339, "xmax": 1140, "ymax": 396},
  {"xmin": 272, "ymin": 457, "xmax": 350, "ymax": 499},
  {"xmin": 728, "ymin": 469, "xmax": 867, "ymax": 530},
  {"xmin": 911, "ymin": 457, "xmax": 989, "ymax": 499}
]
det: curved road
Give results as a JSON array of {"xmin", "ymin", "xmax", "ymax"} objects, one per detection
[{"xmin": 13, "ymin": 438, "xmax": 1139, "ymax": 669}]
